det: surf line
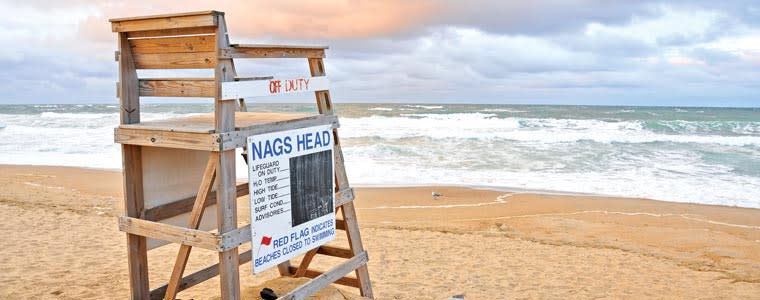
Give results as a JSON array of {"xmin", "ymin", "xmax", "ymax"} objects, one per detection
[
  {"xmin": 455, "ymin": 210, "xmax": 760, "ymax": 230},
  {"xmin": 359, "ymin": 193, "xmax": 513, "ymax": 210}
]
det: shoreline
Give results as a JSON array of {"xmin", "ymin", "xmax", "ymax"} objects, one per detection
[
  {"xmin": 2, "ymin": 163, "xmax": 758, "ymax": 211},
  {"xmin": 1, "ymin": 164, "xmax": 759, "ymax": 299}
]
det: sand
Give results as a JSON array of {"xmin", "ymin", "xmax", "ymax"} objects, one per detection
[{"xmin": 0, "ymin": 164, "xmax": 759, "ymax": 299}]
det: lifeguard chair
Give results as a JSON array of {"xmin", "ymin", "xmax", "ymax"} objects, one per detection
[{"xmin": 111, "ymin": 11, "xmax": 373, "ymax": 300}]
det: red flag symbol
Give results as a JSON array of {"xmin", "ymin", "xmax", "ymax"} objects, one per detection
[{"xmin": 261, "ymin": 235, "xmax": 272, "ymax": 246}]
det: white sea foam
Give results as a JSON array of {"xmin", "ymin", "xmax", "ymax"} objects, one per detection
[
  {"xmin": 402, "ymin": 104, "xmax": 443, "ymax": 109},
  {"xmin": 340, "ymin": 114, "xmax": 760, "ymax": 146},
  {"xmin": 1, "ymin": 106, "xmax": 758, "ymax": 209},
  {"xmin": 480, "ymin": 108, "xmax": 528, "ymax": 113}
]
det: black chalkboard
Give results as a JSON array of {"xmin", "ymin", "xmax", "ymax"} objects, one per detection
[{"xmin": 289, "ymin": 150, "xmax": 333, "ymax": 226}]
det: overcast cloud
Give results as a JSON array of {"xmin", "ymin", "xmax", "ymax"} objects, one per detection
[{"xmin": 0, "ymin": 0, "xmax": 758, "ymax": 106}]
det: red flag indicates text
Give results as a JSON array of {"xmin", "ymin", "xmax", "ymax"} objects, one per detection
[{"xmin": 260, "ymin": 235, "xmax": 272, "ymax": 246}]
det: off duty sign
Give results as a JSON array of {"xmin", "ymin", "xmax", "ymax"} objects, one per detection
[{"xmin": 247, "ymin": 124, "xmax": 336, "ymax": 273}]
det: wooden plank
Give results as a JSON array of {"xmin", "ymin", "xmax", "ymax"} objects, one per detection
[
  {"xmin": 278, "ymin": 251, "xmax": 369, "ymax": 300},
  {"xmin": 119, "ymin": 33, "xmax": 140, "ymax": 124},
  {"xmin": 134, "ymin": 52, "xmax": 216, "ymax": 69},
  {"xmin": 111, "ymin": 12, "xmax": 218, "ymax": 32},
  {"xmin": 217, "ymin": 224, "xmax": 250, "ymax": 252},
  {"xmin": 216, "ymin": 114, "xmax": 339, "ymax": 151},
  {"xmin": 286, "ymin": 267, "xmax": 360, "ymax": 288},
  {"xmin": 335, "ymin": 188, "xmax": 354, "ymax": 207},
  {"xmin": 214, "ymin": 14, "xmax": 241, "ymax": 300},
  {"xmin": 115, "ymin": 114, "xmax": 338, "ymax": 151},
  {"xmin": 221, "ymin": 76, "xmax": 329, "ymax": 99},
  {"xmin": 110, "ymin": 11, "xmax": 219, "ymax": 22},
  {"xmin": 222, "ymin": 47, "xmax": 325, "ymax": 59},
  {"xmin": 150, "ymin": 250, "xmax": 253, "ymax": 300},
  {"xmin": 143, "ymin": 183, "xmax": 247, "ymax": 222},
  {"xmin": 119, "ymin": 28, "xmax": 148, "ymax": 299},
  {"xmin": 234, "ymin": 76, "xmax": 274, "ymax": 81},
  {"xmin": 231, "ymin": 44, "xmax": 329, "ymax": 49},
  {"xmin": 164, "ymin": 153, "xmax": 218, "ymax": 300},
  {"xmin": 122, "ymin": 145, "xmax": 150, "ymax": 300},
  {"xmin": 335, "ymin": 219, "xmax": 346, "ymax": 231},
  {"xmin": 118, "ymin": 112, "xmax": 313, "ymax": 134},
  {"xmin": 114, "ymin": 127, "xmax": 220, "ymax": 152},
  {"xmin": 130, "ymin": 35, "xmax": 215, "ymax": 54},
  {"xmin": 139, "ymin": 78, "xmax": 215, "ymax": 97},
  {"xmin": 317, "ymin": 245, "xmax": 353, "ymax": 259},
  {"xmin": 118, "ymin": 216, "xmax": 222, "ymax": 251},
  {"xmin": 127, "ymin": 26, "xmax": 217, "ymax": 39}
]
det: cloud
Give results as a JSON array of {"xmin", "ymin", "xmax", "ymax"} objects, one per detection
[{"xmin": 0, "ymin": 0, "xmax": 759, "ymax": 106}]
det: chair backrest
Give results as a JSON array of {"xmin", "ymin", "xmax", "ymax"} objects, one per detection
[{"xmin": 110, "ymin": 11, "xmax": 223, "ymax": 70}]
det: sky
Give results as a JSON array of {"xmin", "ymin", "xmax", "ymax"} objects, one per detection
[{"xmin": 0, "ymin": 1, "xmax": 758, "ymax": 107}]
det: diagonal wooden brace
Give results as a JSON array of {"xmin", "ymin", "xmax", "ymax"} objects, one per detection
[{"xmin": 163, "ymin": 152, "xmax": 219, "ymax": 300}]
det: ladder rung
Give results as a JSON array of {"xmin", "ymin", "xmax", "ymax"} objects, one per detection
[
  {"xmin": 317, "ymin": 245, "xmax": 353, "ymax": 258},
  {"xmin": 287, "ymin": 267, "xmax": 359, "ymax": 288},
  {"xmin": 335, "ymin": 219, "xmax": 346, "ymax": 231}
]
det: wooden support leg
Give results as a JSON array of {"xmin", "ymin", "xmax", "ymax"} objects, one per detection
[
  {"xmin": 216, "ymin": 150, "xmax": 240, "ymax": 300},
  {"xmin": 309, "ymin": 56, "xmax": 374, "ymax": 298},
  {"xmin": 123, "ymin": 145, "xmax": 150, "ymax": 300},
  {"xmin": 341, "ymin": 202, "xmax": 373, "ymax": 297},
  {"xmin": 163, "ymin": 153, "xmax": 219, "ymax": 300},
  {"xmin": 215, "ymin": 14, "xmax": 241, "ymax": 300}
]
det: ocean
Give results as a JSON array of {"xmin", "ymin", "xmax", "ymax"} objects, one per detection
[{"xmin": 1, "ymin": 103, "xmax": 759, "ymax": 208}]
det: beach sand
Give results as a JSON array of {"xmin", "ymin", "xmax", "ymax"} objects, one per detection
[{"xmin": 0, "ymin": 164, "xmax": 758, "ymax": 299}]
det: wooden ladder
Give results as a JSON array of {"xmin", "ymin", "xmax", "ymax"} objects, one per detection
[
  {"xmin": 273, "ymin": 57, "xmax": 374, "ymax": 297},
  {"xmin": 233, "ymin": 53, "xmax": 374, "ymax": 299}
]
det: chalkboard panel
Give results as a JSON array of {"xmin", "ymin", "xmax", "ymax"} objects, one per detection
[{"xmin": 289, "ymin": 150, "xmax": 334, "ymax": 226}]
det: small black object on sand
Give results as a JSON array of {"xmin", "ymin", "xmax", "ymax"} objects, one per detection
[
  {"xmin": 260, "ymin": 287, "xmax": 278, "ymax": 300},
  {"xmin": 432, "ymin": 191, "xmax": 442, "ymax": 199}
]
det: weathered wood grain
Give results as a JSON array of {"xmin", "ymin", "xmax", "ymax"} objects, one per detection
[
  {"xmin": 127, "ymin": 26, "xmax": 217, "ymax": 39},
  {"xmin": 286, "ymin": 266, "xmax": 360, "ymax": 288},
  {"xmin": 222, "ymin": 45, "xmax": 326, "ymax": 59},
  {"xmin": 111, "ymin": 11, "xmax": 218, "ymax": 32},
  {"xmin": 150, "ymin": 250, "xmax": 253, "ymax": 300},
  {"xmin": 317, "ymin": 245, "xmax": 353, "ymax": 259},
  {"xmin": 278, "ymin": 251, "xmax": 368, "ymax": 300},
  {"xmin": 118, "ymin": 216, "xmax": 221, "ymax": 251},
  {"xmin": 139, "ymin": 78, "xmax": 215, "ymax": 97},
  {"xmin": 164, "ymin": 153, "xmax": 218, "ymax": 300},
  {"xmin": 130, "ymin": 35, "xmax": 215, "ymax": 54},
  {"xmin": 143, "ymin": 183, "xmax": 247, "ymax": 222},
  {"xmin": 134, "ymin": 52, "xmax": 216, "ymax": 69},
  {"xmin": 114, "ymin": 127, "xmax": 220, "ymax": 151},
  {"xmin": 214, "ymin": 13, "xmax": 241, "ymax": 300}
]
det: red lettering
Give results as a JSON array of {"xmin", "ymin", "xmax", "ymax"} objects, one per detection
[
  {"xmin": 303, "ymin": 78, "xmax": 309, "ymax": 90},
  {"xmin": 269, "ymin": 80, "xmax": 281, "ymax": 94}
]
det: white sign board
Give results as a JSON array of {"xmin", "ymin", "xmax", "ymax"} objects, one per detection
[
  {"xmin": 247, "ymin": 125, "xmax": 336, "ymax": 273},
  {"xmin": 223, "ymin": 76, "xmax": 329, "ymax": 99}
]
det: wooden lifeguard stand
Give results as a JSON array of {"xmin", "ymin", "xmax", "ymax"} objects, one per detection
[{"xmin": 110, "ymin": 11, "xmax": 373, "ymax": 300}]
